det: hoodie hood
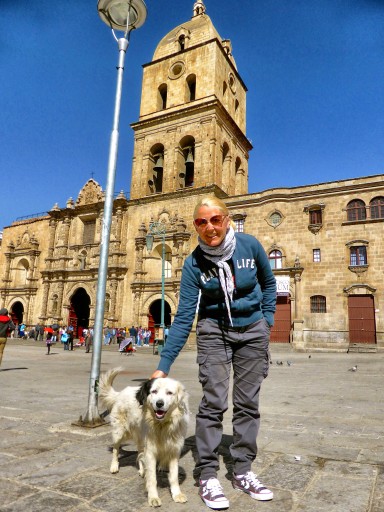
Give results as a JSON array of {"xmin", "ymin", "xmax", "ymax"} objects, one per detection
[{"xmin": 0, "ymin": 308, "xmax": 8, "ymax": 316}]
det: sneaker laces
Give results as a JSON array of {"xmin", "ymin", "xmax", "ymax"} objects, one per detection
[
  {"xmin": 244, "ymin": 472, "xmax": 263, "ymax": 489},
  {"xmin": 206, "ymin": 478, "xmax": 225, "ymax": 497}
]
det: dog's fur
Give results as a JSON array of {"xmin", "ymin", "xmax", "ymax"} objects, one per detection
[{"xmin": 98, "ymin": 368, "xmax": 189, "ymax": 507}]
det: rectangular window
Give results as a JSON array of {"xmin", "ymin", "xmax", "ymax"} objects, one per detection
[
  {"xmin": 234, "ymin": 218, "xmax": 244, "ymax": 232},
  {"xmin": 311, "ymin": 295, "xmax": 326, "ymax": 313},
  {"xmin": 309, "ymin": 209, "xmax": 322, "ymax": 224},
  {"xmin": 350, "ymin": 246, "xmax": 367, "ymax": 266},
  {"xmin": 164, "ymin": 251, "xmax": 172, "ymax": 278},
  {"xmin": 313, "ymin": 249, "xmax": 321, "ymax": 262},
  {"xmin": 83, "ymin": 221, "xmax": 96, "ymax": 245}
]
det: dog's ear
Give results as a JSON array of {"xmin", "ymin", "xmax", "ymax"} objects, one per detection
[
  {"xmin": 136, "ymin": 379, "xmax": 153, "ymax": 405},
  {"xmin": 176, "ymin": 383, "xmax": 189, "ymax": 414}
]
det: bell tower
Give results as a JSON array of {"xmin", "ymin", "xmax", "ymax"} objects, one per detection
[{"xmin": 130, "ymin": 1, "xmax": 252, "ymax": 199}]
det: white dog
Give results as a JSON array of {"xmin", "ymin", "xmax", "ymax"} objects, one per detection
[{"xmin": 98, "ymin": 368, "xmax": 189, "ymax": 507}]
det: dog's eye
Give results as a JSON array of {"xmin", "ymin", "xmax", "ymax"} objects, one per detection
[
  {"xmin": 151, "ymin": 389, "xmax": 158, "ymax": 394},
  {"xmin": 166, "ymin": 391, "xmax": 174, "ymax": 396}
]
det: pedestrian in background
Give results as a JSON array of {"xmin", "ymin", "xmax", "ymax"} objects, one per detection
[
  {"xmin": 85, "ymin": 329, "xmax": 93, "ymax": 353},
  {"xmin": 0, "ymin": 308, "xmax": 15, "ymax": 366},
  {"xmin": 61, "ymin": 328, "xmax": 69, "ymax": 350},
  {"xmin": 129, "ymin": 325, "xmax": 137, "ymax": 345},
  {"xmin": 151, "ymin": 196, "xmax": 276, "ymax": 510},
  {"xmin": 67, "ymin": 325, "xmax": 74, "ymax": 351},
  {"xmin": 46, "ymin": 330, "xmax": 53, "ymax": 355}
]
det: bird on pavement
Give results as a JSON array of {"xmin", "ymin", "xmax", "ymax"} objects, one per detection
[{"xmin": 348, "ymin": 365, "xmax": 358, "ymax": 372}]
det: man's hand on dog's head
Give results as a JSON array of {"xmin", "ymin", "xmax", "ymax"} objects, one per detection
[{"xmin": 151, "ymin": 370, "xmax": 168, "ymax": 379}]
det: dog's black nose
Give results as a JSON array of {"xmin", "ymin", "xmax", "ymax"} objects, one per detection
[{"xmin": 156, "ymin": 399, "xmax": 164, "ymax": 409}]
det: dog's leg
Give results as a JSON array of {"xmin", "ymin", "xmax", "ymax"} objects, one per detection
[
  {"xmin": 168, "ymin": 457, "xmax": 187, "ymax": 503},
  {"xmin": 110, "ymin": 440, "xmax": 121, "ymax": 474},
  {"xmin": 137, "ymin": 449, "xmax": 145, "ymax": 478},
  {"xmin": 145, "ymin": 450, "xmax": 162, "ymax": 507}
]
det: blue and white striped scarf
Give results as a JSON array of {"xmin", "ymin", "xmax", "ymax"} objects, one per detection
[{"xmin": 198, "ymin": 227, "xmax": 236, "ymax": 326}]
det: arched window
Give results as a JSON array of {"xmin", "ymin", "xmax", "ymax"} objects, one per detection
[
  {"xmin": 178, "ymin": 136, "xmax": 195, "ymax": 188},
  {"xmin": 15, "ymin": 259, "xmax": 29, "ymax": 286},
  {"xmin": 347, "ymin": 199, "xmax": 366, "ymax": 221},
  {"xmin": 269, "ymin": 250, "xmax": 282, "ymax": 269},
  {"xmin": 157, "ymin": 84, "xmax": 167, "ymax": 110},
  {"xmin": 164, "ymin": 247, "xmax": 172, "ymax": 278},
  {"xmin": 222, "ymin": 142, "xmax": 229, "ymax": 164},
  {"xmin": 178, "ymin": 34, "xmax": 185, "ymax": 51},
  {"xmin": 223, "ymin": 81, "xmax": 228, "ymax": 98},
  {"xmin": 79, "ymin": 250, "xmax": 87, "ymax": 270},
  {"xmin": 186, "ymin": 74, "xmax": 196, "ymax": 101},
  {"xmin": 310, "ymin": 295, "xmax": 326, "ymax": 313},
  {"xmin": 148, "ymin": 144, "xmax": 164, "ymax": 194},
  {"xmin": 370, "ymin": 196, "xmax": 384, "ymax": 219}
]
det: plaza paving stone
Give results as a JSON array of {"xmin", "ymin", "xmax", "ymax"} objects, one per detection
[{"xmin": 0, "ymin": 339, "xmax": 383, "ymax": 511}]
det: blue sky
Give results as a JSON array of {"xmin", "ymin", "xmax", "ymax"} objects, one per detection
[{"xmin": 1, "ymin": 0, "xmax": 383, "ymax": 229}]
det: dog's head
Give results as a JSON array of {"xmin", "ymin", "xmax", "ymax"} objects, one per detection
[{"xmin": 136, "ymin": 378, "xmax": 188, "ymax": 421}]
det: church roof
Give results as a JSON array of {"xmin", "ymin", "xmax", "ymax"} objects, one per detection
[{"xmin": 152, "ymin": 11, "xmax": 237, "ymax": 68}]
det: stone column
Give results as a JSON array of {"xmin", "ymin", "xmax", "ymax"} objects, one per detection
[
  {"xmin": 40, "ymin": 280, "xmax": 50, "ymax": 320},
  {"xmin": 48, "ymin": 219, "xmax": 57, "ymax": 260},
  {"xmin": 3, "ymin": 242, "xmax": 14, "ymax": 282},
  {"xmin": 56, "ymin": 281, "xmax": 65, "ymax": 322},
  {"xmin": 110, "ymin": 279, "xmax": 118, "ymax": 320}
]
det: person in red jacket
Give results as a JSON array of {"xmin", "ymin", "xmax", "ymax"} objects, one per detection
[{"xmin": 0, "ymin": 308, "xmax": 16, "ymax": 366}]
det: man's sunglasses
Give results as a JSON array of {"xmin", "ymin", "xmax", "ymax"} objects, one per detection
[{"xmin": 194, "ymin": 215, "xmax": 228, "ymax": 228}]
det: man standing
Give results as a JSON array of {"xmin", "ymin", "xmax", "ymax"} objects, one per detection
[
  {"xmin": 67, "ymin": 324, "xmax": 74, "ymax": 350},
  {"xmin": 85, "ymin": 328, "xmax": 93, "ymax": 353},
  {"xmin": 129, "ymin": 325, "xmax": 137, "ymax": 345},
  {"xmin": 0, "ymin": 308, "xmax": 15, "ymax": 366}
]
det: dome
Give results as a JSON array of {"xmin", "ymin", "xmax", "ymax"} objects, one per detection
[{"xmin": 152, "ymin": 12, "xmax": 237, "ymax": 68}]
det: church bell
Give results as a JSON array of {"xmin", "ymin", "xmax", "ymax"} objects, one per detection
[
  {"xmin": 153, "ymin": 154, "xmax": 164, "ymax": 170},
  {"xmin": 185, "ymin": 148, "xmax": 194, "ymax": 165}
]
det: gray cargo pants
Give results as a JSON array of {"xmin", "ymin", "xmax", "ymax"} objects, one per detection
[{"xmin": 195, "ymin": 317, "xmax": 270, "ymax": 480}]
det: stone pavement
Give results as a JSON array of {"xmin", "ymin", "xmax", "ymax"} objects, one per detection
[{"xmin": 0, "ymin": 339, "xmax": 383, "ymax": 512}]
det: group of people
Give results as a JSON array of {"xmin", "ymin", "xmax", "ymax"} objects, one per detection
[{"xmin": 103, "ymin": 326, "xmax": 153, "ymax": 347}]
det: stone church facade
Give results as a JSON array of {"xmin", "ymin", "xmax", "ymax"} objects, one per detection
[{"xmin": 0, "ymin": 1, "xmax": 383, "ymax": 351}]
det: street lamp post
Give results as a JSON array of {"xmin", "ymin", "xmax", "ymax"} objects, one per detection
[
  {"xmin": 146, "ymin": 222, "xmax": 166, "ymax": 341},
  {"xmin": 76, "ymin": 0, "xmax": 147, "ymax": 427}
]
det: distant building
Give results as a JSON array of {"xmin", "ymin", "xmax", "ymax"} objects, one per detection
[{"xmin": 0, "ymin": 2, "xmax": 383, "ymax": 351}]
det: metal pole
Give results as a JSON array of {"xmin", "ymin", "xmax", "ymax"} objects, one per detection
[
  {"xmin": 78, "ymin": 37, "xmax": 129, "ymax": 426},
  {"xmin": 160, "ymin": 235, "xmax": 165, "ymax": 335}
]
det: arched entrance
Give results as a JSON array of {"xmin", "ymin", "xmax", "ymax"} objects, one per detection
[
  {"xmin": 148, "ymin": 299, "xmax": 171, "ymax": 342},
  {"xmin": 10, "ymin": 301, "xmax": 24, "ymax": 326},
  {"xmin": 68, "ymin": 288, "xmax": 90, "ymax": 338}
]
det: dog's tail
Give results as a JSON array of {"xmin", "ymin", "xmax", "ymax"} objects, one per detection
[{"xmin": 98, "ymin": 367, "xmax": 123, "ymax": 409}]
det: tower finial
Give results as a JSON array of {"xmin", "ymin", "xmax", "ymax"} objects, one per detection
[{"xmin": 193, "ymin": 0, "xmax": 206, "ymax": 17}]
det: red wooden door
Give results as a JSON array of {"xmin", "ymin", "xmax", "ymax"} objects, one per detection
[
  {"xmin": 147, "ymin": 313, "xmax": 155, "ymax": 344},
  {"xmin": 270, "ymin": 296, "xmax": 291, "ymax": 343},
  {"xmin": 348, "ymin": 295, "xmax": 376, "ymax": 344},
  {"xmin": 67, "ymin": 304, "xmax": 78, "ymax": 338}
]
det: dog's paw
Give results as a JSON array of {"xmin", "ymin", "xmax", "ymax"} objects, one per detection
[
  {"xmin": 173, "ymin": 492, "xmax": 188, "ymax": 503},
  {"xmin": 110, "ymin": 462, "xmax": 119, "ymax": 474},
  {"xmin": 148, "ymin": 496, "xmax": 162, "ymax": 507}
]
